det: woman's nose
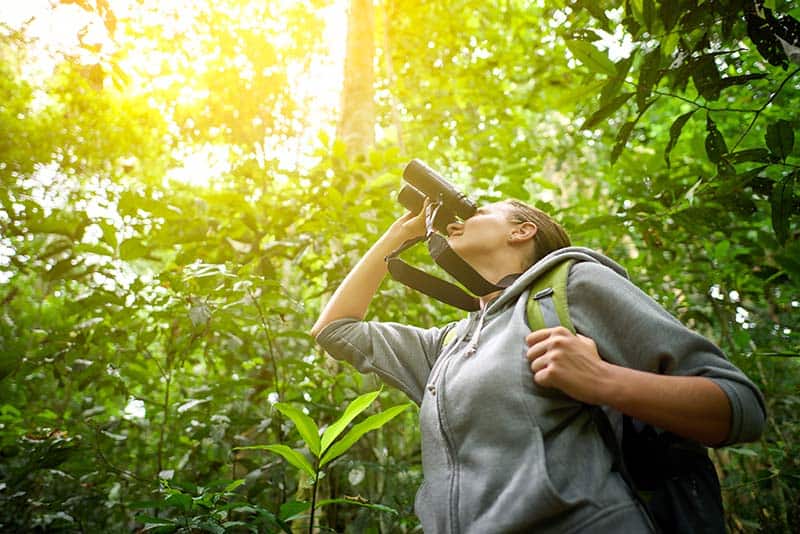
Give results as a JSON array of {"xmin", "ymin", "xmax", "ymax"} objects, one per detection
[{"xmin": 446, "ymin": 221, "xmax": 463, "ymax": 236}]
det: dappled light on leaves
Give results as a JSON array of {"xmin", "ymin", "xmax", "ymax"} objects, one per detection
[{"xmin": 0, "ymin": 0, "xmax": 798, "ymax": 532}]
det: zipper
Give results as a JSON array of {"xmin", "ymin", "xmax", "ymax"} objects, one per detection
[
  {"xmin": 435, "ymin": 347, "xmax": 460, "ymax": 532},
  {"xmin": 433, "ymin": 310, "xmax": 488, "ymax": 531}
]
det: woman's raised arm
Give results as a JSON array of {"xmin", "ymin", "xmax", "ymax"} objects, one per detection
[{"xmin": 310, "ymin": 203, "xmax": 428, "ymax": 338}]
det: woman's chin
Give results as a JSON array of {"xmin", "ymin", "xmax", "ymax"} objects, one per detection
[{"xmin": 446, "ymin": 238, "xmax": 463, "ymax": 253}]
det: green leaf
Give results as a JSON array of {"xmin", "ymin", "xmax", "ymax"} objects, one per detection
[
  {"xmin": 642, "ymin": 0, "xmax": 656, "ymax": 33},
  {"xmin": 582, "ymin": 92, "xmax": 634, "ymax": 130},
  {"xmin": 138, "ymin": 517, "xmax": 178, "ymax": 534},
  {"xmin": 223, "ymin": 479, "xmax": 245, "ymax": 493},
  {"xmin": 727, "ymin": 148, "xmax": 771, "ymax": 164},
  {"xmin": 274, "ymin": 403, "xmax": 321, "ymax": 457},
  {"xmin": 628, "ymin": 0, "xmax": 645, "ymax": 28},
  {"xmin": 636, "ymin": 46, "xmax": 662, "ymax": 110},
  {"xmin": 664, "ymin": 109, "xmax": 697, "ymax": 167},
  {"xmin": 692, "ymin": 55, "xmax": 722, "ymax": 101},
  {"xmin": 43, "ymin": 257, "xmax": 80, "ymax": 281},
  {"xmin": 745, "ymin": 9, "xmax": 789, "ymax": 68},
  {"xmin": 716, "ymin": 159, "xmax": 736, "ymax": 179},
  {"xmin": 574, "ymin": 0, "xmax": 611, "ymax": 27},
  {"xmin": 315, "ymin": 497, "xmax": 400, "ymax": 515},
  {"xmin": 565, "ymin": 40, "xmax": 617, "ymax": 76},
  {"xmin": 528, "ymin": 177, "xmax": 562, "ymax": 192},
  {"xmin": 705, "ymin": 115, "xmax": 728, "ymax": 164},
  {"xmin": 659, "ymin": 0, "xmax": 680, "ymax": 31},
  {"xmin": 320, "ymin": 403, "xmax": 411, "ymax": 467},
  {"xmin": 164, "ymin": 491, "xmax": 192, "ymax": 510},
  {"xmin": 236, "ymin": 444, "xmax": 316, "ymax": 479},
  {"xmin": 119, "ymin": 238, "xmax": 149, "ymax": 260},
  {"xmin": 771, "ymin": 171, "xmax": 797, "ymax": 245},
  {"xmin": 573, "ymin": 215, "xmax": 624, "ymax": 234},
  {"xmin": 611, "ymin": 120, "xmax": 636, "ymax": 164},
  {"xmin": 765, "ymin": 119, "xmax": 795, "ymax": 161},
  {"xmin": 135, "ymin": 515, "xmax": 175, "ymax": 525},
  {"xmin": 553, "ymin": 78, "xmax": 606, "ymax": 109},
  {"xmin": 320, "ymin": 389, "xmax": 381, "ymax": 453},
  {"xmin": 98, "ymin": 220, "xmax": 118, "ymax": 248},
  {"xmin": 717, "ymin": 73, "xmax": 768, "ymax": 91},
  {"xmin": 599, "ymin": 54, "xmax": 635, "ymax": 106},
  {"xmin": 118, "ymin": 190, "xmax": 145, "ymax": 216},
  {"xmin": 194, "ymin": 520, "xmax": 225, "ymax": 534},
  {"xmin": 279, "ymin": 500, "xmax": 311, "ymax": 521},
  {"xmin": 776, "ymin": 241, "xmax": 800, "ymax": 283},
  {"xmin": 496, "ymin": 179, "xmax": 527, "ymax": 199}
]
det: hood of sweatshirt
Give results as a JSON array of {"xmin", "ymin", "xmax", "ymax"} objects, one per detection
[{"xmin": 486, "ymin": 246, "xmax": 629, "ymax": 314}]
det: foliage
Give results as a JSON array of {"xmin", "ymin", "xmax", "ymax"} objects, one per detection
[
  {"xmin": 1, "ymin": 0, "xmax": 799, "ymax": 532},
  {"xmin": 237, "ymin": 389, "xmax": 411, "ymax": 532}
]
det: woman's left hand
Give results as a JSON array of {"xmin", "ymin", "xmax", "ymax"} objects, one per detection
[{"xmin": 525, "ymin": 327, "xmax": 609, "ymax": 405}]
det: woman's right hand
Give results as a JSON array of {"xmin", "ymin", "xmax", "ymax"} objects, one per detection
[
  {"xmin": 311, "ymin": 199, "xmax": 433, "ymax": 337},
  {"xmin": 388, "ymin": 198, "xmax": 430, "ymax": 243}
]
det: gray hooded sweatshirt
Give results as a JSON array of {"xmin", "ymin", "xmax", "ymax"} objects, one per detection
[{"xmin": 315, "ymin": 247, "xmax": 766, "ymax": 533}]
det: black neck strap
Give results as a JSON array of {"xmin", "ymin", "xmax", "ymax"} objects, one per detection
[{"xmin": 385, "ymin": 233, "xmax": 521, "ymax": 311}]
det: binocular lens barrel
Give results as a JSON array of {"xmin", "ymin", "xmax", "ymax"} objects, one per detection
[
  {"xmin": 397, "ymin": 184, "xmax": 426, "ymax": 214},
  {"xmin": 401, "ymin": 159, "xmax": 477, "ymax": 220}
]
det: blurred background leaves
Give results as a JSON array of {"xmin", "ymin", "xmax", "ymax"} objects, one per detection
[{"xmin": 0, "ymin": 0, "xmax": 798, "ymax": 532}]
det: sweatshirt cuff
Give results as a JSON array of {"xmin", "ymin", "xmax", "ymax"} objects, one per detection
[
  {"xmin": 709, "ymin": 377, "xmax": 766, "ymax": 446},
  {"xmin": 314, "ymin": 317, "xmax": 360, "ymax": 345}
]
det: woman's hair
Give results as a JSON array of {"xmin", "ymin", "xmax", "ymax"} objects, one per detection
[{"xmin": 503, "ymin": 199, "xmax": 571, "ymax": 267}]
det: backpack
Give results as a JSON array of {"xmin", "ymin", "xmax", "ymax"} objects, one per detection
[{"xmin": 526, "ymin": 259, "xmax": 727, "ymax": 534}]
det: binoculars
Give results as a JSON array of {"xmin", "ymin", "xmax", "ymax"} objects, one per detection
[{"xmin": 397, "ymin": 159, "xmax": 477, "ymax": 234}]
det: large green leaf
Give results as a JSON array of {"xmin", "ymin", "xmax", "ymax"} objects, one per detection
[
  {"xmin": 320, "ymin": 403, "xmax": 412, "ymax": 467},
  {"xmin": 771, "ymin": 171, "xmax": 797, "ymax": 245},
  {"xmin": 43, "ymin": 257, "xmax": 80, "ymax": 281},
  {"xmin": 279, "ymin": 500, "xmax": 311, "ymax": 521},
  {"xmin": 582, "ymin": 92, "xmax": 634, "ymax": 130},
  {"xmin": 659, "ymin": 0, "xmax": 680, "ymax": 31},
  {"xmin": 565, "ymin": 40, "xmax": 617, "ymax": 76},
  {"xmin": 274, "ymin": 403, "xmax": 321, "ymax": 456},
  {"xmin": 636, "ymin": 46, "xmax": 661, "ymax": 110},
  {"xmin": 766, "ymin": 119, "xmax": 795, "ymax": 161},
  {"xmin": 704, "ymin": 114, "xmax": 728, "ymax": 163},
  {"xmin": 119, "ymin": 238, "xmax": 150, "ymax": 260},
  {"xmin": 611, "ymin": 120, "xmax": 636, "ymax": 164},
  {"xmin": 235, "ymin": 444, "xmax": 316, "ymax": 479},
  {"xmin": 726, "ymin": 148, "xmax": 771, "ymax": 164},
  {"xmin": 664, "ymin": 109, "xmax": 697, "ymax": 166},
  {"xmin": 691, "ymin": 55, "xmax": 722, "ymax": 101},
  {"xmin": 319, "ymin": 389, "xmax": 381, "ymax": 453},
  {"xmin": 315, "ymin": 497, "xmax": 399, "ymax": 516}
]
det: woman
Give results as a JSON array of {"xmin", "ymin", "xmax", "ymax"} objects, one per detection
[{"xmin": 311, "ymin": 199, "xmax": 765, "ymax": 533}]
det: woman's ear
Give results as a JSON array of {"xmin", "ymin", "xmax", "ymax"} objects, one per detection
[{"xmin": 510, "ymin": 221, "xmax": 537, "ymax": 243}]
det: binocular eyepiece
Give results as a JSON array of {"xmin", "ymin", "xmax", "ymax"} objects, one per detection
[{"xmin": 398, "ymin": 159, "xmax": 477, "ymax": 234}]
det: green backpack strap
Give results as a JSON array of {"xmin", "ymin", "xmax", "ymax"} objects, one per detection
[
  {"xmin": 442, "ymin": 324, "xmax": 459, "ymax": 347},
  {"xmin": 526, "ymin": 259, "xmax": 575, "ymax": 333}
]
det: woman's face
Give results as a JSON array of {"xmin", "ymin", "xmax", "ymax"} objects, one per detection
[{"xmin": 445, "ymin": 202, "xmax": 516, "ymax": 259}]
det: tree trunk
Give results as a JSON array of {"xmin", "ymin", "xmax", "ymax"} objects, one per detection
[{"xmin": 336, "ymin": 0, "xmax": 375, "ymax": 155}]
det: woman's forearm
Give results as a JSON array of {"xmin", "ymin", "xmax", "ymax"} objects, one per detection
[
  {"xmin": 310, "ymin": 206, "xmax": 428, "ymax": 338},
  {"xmin": 311, "ymin": 233, "xmax": 405, "ymax": 337},
  {"xmin": 599, "ymin": 364, "xmax": 732, "ymax": 446},
  {"xmin": 527, "ymin": 328, "xmax": 732, "ymax": 446}
]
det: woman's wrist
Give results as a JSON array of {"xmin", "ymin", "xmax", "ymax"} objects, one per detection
[{"xmin": 384, "ymin": 221, "xmax": 424, "ymax": 248}]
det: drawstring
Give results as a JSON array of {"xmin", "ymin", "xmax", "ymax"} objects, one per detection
[{"xmin": 464, "ymin": 309, "xmax": 486, "ymax": 356}]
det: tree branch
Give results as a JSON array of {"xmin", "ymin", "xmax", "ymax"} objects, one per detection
[{"xmin": 731, "ymin": 66, "xmax": 800, "ymax": 151}]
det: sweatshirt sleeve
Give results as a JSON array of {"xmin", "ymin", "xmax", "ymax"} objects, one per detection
[
  {"xmin": 567, "ymin": 261, "xmax": 766, "ymax": 446},
  {"xmin": 314, "ymin": 318, "xmax": 453, "ymax": 405}
]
